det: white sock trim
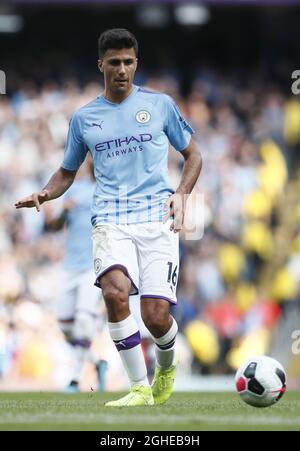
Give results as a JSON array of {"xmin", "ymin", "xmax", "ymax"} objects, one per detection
[
  {"xmin": 153, "ymin": 317, "xmax": 178, "ymax": 346},
  {"xmin": 108, "ymin": 314, "xmax": 139, "ymax": 341}
]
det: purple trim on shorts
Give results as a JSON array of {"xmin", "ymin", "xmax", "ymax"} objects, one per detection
[
  {"xmin": 75, "ymin": 309, "xmax": 98, "ymax": 319},
  {"xmin": 70, "ymin": 338, "xmax": 91, "ymax": 349},
  {"xmin": 94, "ymin": 264, "xmax": 139, "ymax": 295},
  {"xmin": 156, "ymin": 338, "xmax": 176, "ymax": 350},
  {"xmin": 58, "ymin": 317, "xmax": 74, "ymax": 323},
  {"xmin": 140, "ymin": 295, "xmax": 177, "ymax": 305},
  {"xmin": 114, "ymin": 331, "xmax": 141, "ymax": 352}
]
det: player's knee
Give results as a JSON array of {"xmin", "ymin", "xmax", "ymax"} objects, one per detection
[
  {"xmin": 73, "ymin": 311, "xmax": 96, "ymax": 342},
  {"xmin": 142, "ymin": 312, "xmax": 168, "ymax": 336},
  {"xmin": 102, "ymin": 285, "xmax": 129, "ymax": 308},
  {"xmin": 102, "ymin": 286, "xmax": 130, "ymax": 321},
  {"xmin": 58, "ymin": 319, "xmax": 74, "ymax": 341},
  {"xmin": 141, "ymin": 302, "xmax": 170, "ymax": 336},
  {"xmin": 100, "ymin": 269, "xmax": 130, "ymax": 301}
]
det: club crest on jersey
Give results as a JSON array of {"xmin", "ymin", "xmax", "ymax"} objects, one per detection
[
  {"xmin": 94, "ymin": 258, "xmax": 102, "ymax": 274},
  {"xmin": 135, "ymin": 110, "xmax": 151, "ymax": 124}
]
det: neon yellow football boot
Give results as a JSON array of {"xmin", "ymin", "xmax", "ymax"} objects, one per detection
[
  {"xmin": 151, "ymin": 360, "xmax": 178, "ymax": 405},
  {"xmin": 105, "ymin": 384, "xmax": 154, "ymax": 407}
]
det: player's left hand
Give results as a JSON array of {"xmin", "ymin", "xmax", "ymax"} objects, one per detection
[{"xmin": 163, "ymin": 192, "xmax": 187, "ymax": 233}]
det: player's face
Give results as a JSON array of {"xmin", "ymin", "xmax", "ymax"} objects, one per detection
[{"xmin": 98, "ymin": 48, "xmax": 137, "ymax": 95}]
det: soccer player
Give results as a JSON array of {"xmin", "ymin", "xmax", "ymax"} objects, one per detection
[
  {"xmin": 44, "ymin": 158, "xmax": 107, "ymax": 392},
  {"xmin": 15, "ymin": 28, "xmax": 202, "ymax": 406}
]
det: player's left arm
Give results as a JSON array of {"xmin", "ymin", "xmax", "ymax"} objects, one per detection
[{"xmin": 163, "ymin": 138, "xmax": 202, "ymax": 232}]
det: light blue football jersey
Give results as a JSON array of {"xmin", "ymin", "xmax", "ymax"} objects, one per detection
[
  {"xmin": 62, "ymin": 85, "xmax": 194, "ymax": 225},
  {"xmin": 63, "ymin": 178, "xmax": 95, "ymax": 272}
]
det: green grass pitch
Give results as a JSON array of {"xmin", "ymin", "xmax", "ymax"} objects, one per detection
[{"xmin": 0, "ymin": 391, "xmax": 299, "ymax": 431}]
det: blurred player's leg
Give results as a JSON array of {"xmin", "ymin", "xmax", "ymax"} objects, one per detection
[
  {"xmin": 71, "ymin": 310, "xmax": 96, "ymax": 389},
  {"xmin": 57, "ymin": 272, "xmax": 78, "ymax": 391},
  {"xmin": 74, "ymin": 269, "xmax": 107, "ymax": 391},
  {"xmin": 57, "ymin": 270, "xmax": 106, "ymax": 392}
]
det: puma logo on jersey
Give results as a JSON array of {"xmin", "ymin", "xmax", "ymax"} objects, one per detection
[{"xmin": 91, "ymin": 121, "xmax": 104, "ymax": 130}]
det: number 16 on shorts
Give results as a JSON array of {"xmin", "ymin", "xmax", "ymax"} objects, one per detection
[{"xmin": 167, "ymin": 261, "xmax": 178, "ymax": 292}]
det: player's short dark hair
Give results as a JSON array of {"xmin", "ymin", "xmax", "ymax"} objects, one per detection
[{"xmin": 98, "ymin": 28, "xmax": 138, "ymax": 58}]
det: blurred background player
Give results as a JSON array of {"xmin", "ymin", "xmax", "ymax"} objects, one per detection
[{"xmin": 44, "ymin": 157, "xmax": 107, "ymax": 392}]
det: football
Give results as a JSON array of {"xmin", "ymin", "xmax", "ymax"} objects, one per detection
[{"xmin": 235, "ymin": 356, "xmax": 287, "ymax": 408}]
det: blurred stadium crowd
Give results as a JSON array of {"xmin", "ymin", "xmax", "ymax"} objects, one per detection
[{"xmin": 0, "ymin": 67, "xmax": 300, "ymax": 390}]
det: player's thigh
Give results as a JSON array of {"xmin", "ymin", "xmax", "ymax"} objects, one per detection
[
  {"xmin": 56, "ymin": 271, "xmax": 78, "ymax": 321},
  {"xmin": 129, "ymin": 294, "xmax": 152, "ymax": 338},
  {"xmin": 136, "ymin": 221, "xmax": 179, "ymax": 304},
  {"xmin": 92, "ymin": 223, "xmax": 138, "ymax": 295},
  {"xmin": 76, "ymin": 269, "xmax": 101, "ymax": 315}
]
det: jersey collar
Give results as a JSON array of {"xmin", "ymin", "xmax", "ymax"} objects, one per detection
[{"xmin": 99, "ymin": 85, "xmax": 138, "ymax": 107}]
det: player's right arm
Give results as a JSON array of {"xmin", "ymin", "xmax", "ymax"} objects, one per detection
[
  {"xmin": 14, "ymin": 167, "xmax": 77, "ymax": 212},
  {"xmin": 15, "ymin": 110, "xmax": 87, "ymax": 212},
  {"xmin": 44, "ymin": 197, "xmax": 76, "ymax": 231}
]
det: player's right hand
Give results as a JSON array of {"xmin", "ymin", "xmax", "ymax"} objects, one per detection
[
  {"xmin": 63, "ymin": 198, "xmax": 77, "ymax": 212},
  {"xmin": 14, "ymin": 190, "xmax": 50, "ymax": 212}
]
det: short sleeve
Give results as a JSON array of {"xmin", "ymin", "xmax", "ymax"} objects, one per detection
[
  {"xmin": 61, "ymin": 112, "xmax": 88, "ymax": 171},
  {"xmin": 163, "ymin": 96, "xmax": 194, "ymax": 151}
]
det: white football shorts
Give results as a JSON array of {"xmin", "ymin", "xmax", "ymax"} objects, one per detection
[
  {"xmin": 56, "ymin": 269, "xmax": 101, "ymax": 320},
  {"xmin": 92, "ymin": 221, "xmax": 179, "ymax": 304}
]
